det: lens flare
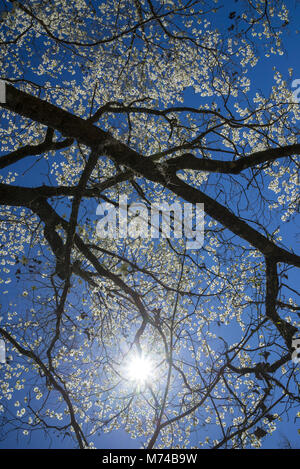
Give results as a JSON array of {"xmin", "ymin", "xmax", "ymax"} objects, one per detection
[{"xmin": 126, "ymin": 355, "xmax": 153, "ymax": 384}]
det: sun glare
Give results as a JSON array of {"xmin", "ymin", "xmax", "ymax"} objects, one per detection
[{"xmin": 126, "ymin": 355, "xmax": 153, "ymax": 385}]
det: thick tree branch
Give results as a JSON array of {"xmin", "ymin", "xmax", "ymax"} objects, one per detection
[
  {"xmin": 265, "ymin": 258, "xmax": 297, "ymax": 349},
  {"xmin": 167, "ymin": 146, "xmax": 300, "ymax": 174},
  {"xmin": 0, "ymin": 135, "xmax": 73, "ymax": 169},
  {"xmin": 1, "ymin": 84, "xmax": 300, "ymax": 269}
]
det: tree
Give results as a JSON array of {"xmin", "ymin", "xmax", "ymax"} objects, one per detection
[{"xmin": 0, "ymin": 0, "xmax": 299, "ymax": 449}]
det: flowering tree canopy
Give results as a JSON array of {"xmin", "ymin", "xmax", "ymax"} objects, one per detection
[{"xmin": 0, "ymin": 0, "xmax": 299, "ymax": 449}]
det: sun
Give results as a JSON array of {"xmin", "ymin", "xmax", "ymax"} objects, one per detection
[{"xmin": 126, "ymin": 355, "xmax": 153, "ymax": 385}]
